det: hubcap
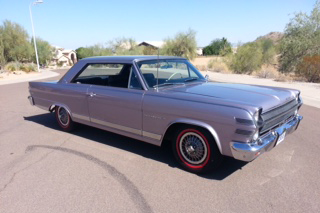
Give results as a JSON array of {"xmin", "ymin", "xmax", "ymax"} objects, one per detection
[
  {"xmin": 58, "ymin": 107, "xmax": 69, "ymax": 126},
  {"xmin": 179, "ymin": 132, "xmax": 208, "ymax": 165}
]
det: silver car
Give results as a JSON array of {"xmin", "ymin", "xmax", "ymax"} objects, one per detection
[{"xmin": 28, "ymin": 56, "xmax": 303, "ymax": 173}]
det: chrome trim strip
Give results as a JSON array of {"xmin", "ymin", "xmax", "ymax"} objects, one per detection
[
  {"xmin": 142, "ymin": 131, "xmax": 162, "ymax": 140},
  {"xmin": 91, "ymin": 118, "xmax": 142, "ymax": 135},
  {"xmin": 28, "ymin": 96, "xmax": 34, "ymax": 106},
  {"xmin": 72, "ymin": 113, "xmax": 90, "ymax": 122}
]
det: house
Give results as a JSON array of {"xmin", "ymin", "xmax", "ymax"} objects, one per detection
[
  {"xmin": 51, "ymin": 46, "xmax": 77, "ymax": 67},
  {"xmin": 138, "ymin": 41, "xmax": 165, "ymax": 49},
  {"xmin": 196, "ymin": 47, "xmax": 203, "ymax": 56}
]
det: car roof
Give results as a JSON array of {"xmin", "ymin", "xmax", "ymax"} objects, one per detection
[{"xmin": 80, "ymin": 56, "xmax": 187, "ymax": 63}]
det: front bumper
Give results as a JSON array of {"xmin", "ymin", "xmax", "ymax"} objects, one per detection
[{"xmin": 230, "ymin": 114, "xmax": 303, "ymax": 162}]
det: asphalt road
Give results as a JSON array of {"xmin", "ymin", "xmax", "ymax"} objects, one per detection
[{"xmin": 1, "ymin": 69, "xmax": 320, "ymax": 213}]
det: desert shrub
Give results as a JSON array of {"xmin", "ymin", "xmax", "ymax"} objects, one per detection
[
  {"xmin": 143, "ymin": 46, "xmax": 158, "ymax": 55},
  {"xmin": 161, "ymin": 29, "xmax": 197, "ymax": 60},
  {"xmin": 19, "ymin": 63, "xmax": 27, "ymax": 71},
  {"xmin": 228, "ymin": 42, "xmax": 263, "ymax": 74},
  {"xmin": 25, "ymin": 63, "xmax": 36, "ymax": 72},
  {"xmin": 208, "ymin": 59, "xmax": 230, "ymax": 73},
  {"xmin": 296, "ymin": 55, "xmax": 320, "ymax": 82},
  {"xmin": 4, "ymin": 62, "xmax": 19, "ymax": 71},
  {"xmin": 254, "ymin": 66, "xmax": 279, "ymax": 79},
  {"xmin": 259, "ymin": 39, "xmax": 276, "ymax": 65},
  {"xmin": 57, "ymin": 61, "xmax": 64, "ymax": 67}
]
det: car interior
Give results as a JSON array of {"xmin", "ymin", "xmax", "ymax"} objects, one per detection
[
  {"xmin": 73, "ymin": 64, "xmax": 132, "ymax": 88},
  {"xmin": 72, "ymin": 63, "xmax": 174, "ymax": 89}
]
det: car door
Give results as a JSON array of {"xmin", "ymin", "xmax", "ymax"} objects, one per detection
[{"xmin": 86, "ymin": 63, "xmax": 144, "ymax": 137}]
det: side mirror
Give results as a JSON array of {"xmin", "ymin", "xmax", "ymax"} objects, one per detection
[{"xmin": 205, "ymin": 74, "xmax": 209, "ymax": 82}]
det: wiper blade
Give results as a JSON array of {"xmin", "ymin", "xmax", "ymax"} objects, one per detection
[
  {"xmin": 153, "ymin": 83, "xmax": 185, "ymax": 88},
  {"xmin": 184, "ymin": 77, "xmax": 199, "ymax": 82}
]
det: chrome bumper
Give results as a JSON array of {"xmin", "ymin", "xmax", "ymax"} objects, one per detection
[
  {"xmin": 28, "ymin": 96, "xmax": 34, "ymax": 106},
  {"xmin": 230, "ymin": 114, "xmax": 303, "ymax": 162}
]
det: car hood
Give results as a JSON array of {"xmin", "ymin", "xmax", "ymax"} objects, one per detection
[{"xmin": 168, "ymin": 82, "xmax": 298, "ymax": 112}]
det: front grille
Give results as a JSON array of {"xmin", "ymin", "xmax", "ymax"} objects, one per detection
[{"xmin": 260, "ymin": 99, "xmax": 298, "ymax": 133}]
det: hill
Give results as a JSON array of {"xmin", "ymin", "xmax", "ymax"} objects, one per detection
[{"xmin": 255, "ymin": 32, "xmax": 284, "ymax": 43}]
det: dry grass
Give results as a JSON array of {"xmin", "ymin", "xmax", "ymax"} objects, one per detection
[
  {"xmin": 191, "ymin": 56, "xmax": 222, "ymax": 67},
  {"xmin": 253, "ymin": 65, "xmax": 280, "ymax": 79},
  {"xmin": 207, "ymin": 59, "xmax": 231, "ymax": 73},
  {"xmin": 195, "ymin": 65, "xmax": 207, "ymax": 71},
  {"xmin": 274, "ymin": 73, "xmax": 294, "ymax": 82},
  {"xmin": 4, "ymin": 62, "xmax": 36, "ymax": 73},
  {"xmin": 4, "ymin": 62, "xmax": 18, "ymax": 72}
]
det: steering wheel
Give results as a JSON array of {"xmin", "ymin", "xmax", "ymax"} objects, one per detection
[{"xmin": 168, "ymin": 72, "xmax": 183, "ymax": 81}]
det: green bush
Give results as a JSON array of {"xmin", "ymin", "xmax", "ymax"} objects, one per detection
[
  {"xmin": 227, "ymin": 38, "xmax": 277, "ymax": 74},
  {"xmin": 161, "ymin": 29, "xmax": 197, "ymax": 60},
  {"xmin": 57, "ymin": 61, "xmax": 64, "ymax": 67},
  {"xmin": 203, "ymin": 37, "xmax": 232, "ymax": 56},
  {"xmin": 228, "ymin": 42, "xmax": 263, "ymax": 74}
]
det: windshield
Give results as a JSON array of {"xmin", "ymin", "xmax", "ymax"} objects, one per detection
[{"xmin": 136, "ymin": 59, "xmax": 205, "ymax": 88}]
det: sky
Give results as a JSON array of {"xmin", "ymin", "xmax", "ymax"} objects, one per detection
[{"xmin": 0, "ymin": 0, "xmax": 316, "ymax": 50}]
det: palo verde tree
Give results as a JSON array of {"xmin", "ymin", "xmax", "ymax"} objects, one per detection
[
  {"xmin": 31, "ymin": 37, "xmax": 53, "ymax": 65},
  {"xmin": 161, "ymin": 29, "xmax": 197, "ymax": 60},
  {"xmin": 279, "ymin": 0, "xmax": 320, "ymax": 75},
  {"xmin": 0, "ymin": 20, "xmax": 33, "ymax": 63}
]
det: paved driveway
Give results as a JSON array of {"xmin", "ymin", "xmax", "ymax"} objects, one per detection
[{"xmin": 0, "ymin": 69, "xmax": 320, "ymax": 213}]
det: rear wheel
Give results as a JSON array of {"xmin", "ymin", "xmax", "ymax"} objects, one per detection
[
  {"xmin": 172, "ymin": 126, "xmax": 223, "ymax": 173},
  {"xmin": 55, "ymin": 106, "xmax": 75, "ymax": 132}
]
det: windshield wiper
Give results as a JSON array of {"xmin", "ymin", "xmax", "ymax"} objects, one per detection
[
  {"xmin": 184, "ymin": 77, "xmax": 199, "ymax": 82},
  {"xmin": 153, "ymin": 82, "xmax": 185, "ymax": 88}
]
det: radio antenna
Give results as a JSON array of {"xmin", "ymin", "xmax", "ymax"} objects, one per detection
[{"xmin": 156, "ymin": 47, "xmax": 160, "ymax": 92}]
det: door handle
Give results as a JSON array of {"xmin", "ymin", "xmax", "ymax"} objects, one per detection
[{"xmin": 88, "ymin": 92, "xmax": 96, "ymax": 97}]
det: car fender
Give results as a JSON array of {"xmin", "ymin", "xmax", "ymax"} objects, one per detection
[
  {"xmin": 49, "ymin": 103, "xmax": 72, "ymax": 118},
  {"xmin": 163, "ymin": 118, "xmax": 222, "ymax": 153}
]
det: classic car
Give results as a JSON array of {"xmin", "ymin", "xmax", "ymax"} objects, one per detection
[{"xmin": 28, "ymin": 56, "xmax": 303, "ymax": 173}]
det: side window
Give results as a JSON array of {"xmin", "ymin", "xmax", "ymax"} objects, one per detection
[
  {"xmin": 129, "ymin": 67, "xmax": 142, "ymax": 90},
  {"xmin": 72, "ymin": 63, "xmax": 132, "ymax": 88}
]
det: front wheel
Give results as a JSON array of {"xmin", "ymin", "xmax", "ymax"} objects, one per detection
[
  {"xmin": 55, "ymin": 106, "xmax": 75, "ymax": 132},
  {"xmin": 172, "ymin": 127, "xmax": 223, "ymax": 173}
]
